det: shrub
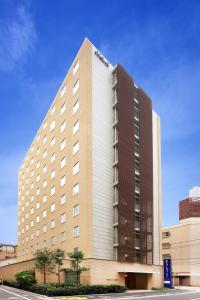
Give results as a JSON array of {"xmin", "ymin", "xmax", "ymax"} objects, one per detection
[
  {"xmin": 3, "ymin": 280, "xmax": 20, "ymax": 288},
  {"xmin": 3, "ymin": 281, "xmax": 127, "ymax": 296},
  {"xmin": 15, "ymin": 270, "xmax": 36, "ymax": 287}
]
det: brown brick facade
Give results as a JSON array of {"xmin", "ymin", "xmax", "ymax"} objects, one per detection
[{"xmin": 179, "ymin": 198, "xmax": 200, "ymax": 220}]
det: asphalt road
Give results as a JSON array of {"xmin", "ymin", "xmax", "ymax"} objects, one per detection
[{"xmin": 1, "ymin": 285, "xmax": 200, "ymax": 300}]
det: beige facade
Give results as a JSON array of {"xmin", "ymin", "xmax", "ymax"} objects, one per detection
[
  {"xmin": 6, "ymin": 37, "xmax": 163, "ymax": 288},
  {"xmin": 162, "ymin": 217, "xmax": 200, "ymax": 286},
  {"xmin": 17, "ymin": 38, "xmax": 93, "ymax": 260}
]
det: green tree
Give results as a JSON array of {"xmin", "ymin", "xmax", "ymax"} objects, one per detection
[
  {"xmin": 34, "ymin": 248, "xmax": 55, "ymax": 284},
  {"xmin": 67, "ymin": 250, "xmax": 88, "ymax": 284},
  {"xmin": 53, "ymin": 248, "xmax": 65, "ymax": 285}
]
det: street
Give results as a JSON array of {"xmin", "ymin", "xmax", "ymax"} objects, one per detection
[{"xmin": 1, "ymin": 286, "xmax": 200, "ymax": 300}]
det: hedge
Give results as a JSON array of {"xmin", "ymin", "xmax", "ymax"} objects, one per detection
[{"xmin": 3, "ymin": 281, "xmax": 127, "ymax": 296}]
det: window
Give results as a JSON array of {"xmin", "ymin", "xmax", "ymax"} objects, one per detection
[
  {"xmin": 36, "ymin": 134, "xmax": 40, "ymax": 142},
  {"xmin": 61, "ymin": 102, "xmax": 66, "ymax": 114},
  {"xmin": 43, "ymin": 149, "xmax": 47, "ymax": 159},
  {"xmin": 36, "ymin": 160, "xmax": 40, "ymax": 169},
  {"xmin": 73, "ymin": 204, "xmax": 80, "ymax": 216},
  {"xmin": 51, "ymin": 169, "xmax": 55, "ymax": 180},
  {"xmin": 163, "ymin": 254, "xmax": 171, "ymax": 259},
  {"xmin": 36, "ymin": 147, "xmax": 40, "ymax": 155},
  {"xmin": 73, "ymin": 226, "xmax": 80, "ymax": 237},
  {"xmin": 36, "ymin": 188, "xmax": 40, "ymax": 196},
  {"xmin": 31, "ymin": 207, "xmax": 34, "ymax": 214},
  {"xmin": 61, "ymin": 120, "xmax": 66, "ymax": 133},
  {"xmin": 43, "ymin": 120, "xmax": 47, "ymax": 130},
  {"xmin": 31, "ymin": 195, "xmax": 34, "ymax": 202},
  {"xmin": 36, "ymin": 229, "xmax": 40, "ymax": 237},
  {"xmin": 60, "ymin": 176, "xmax": 66, "ymax": 187},
  {"xmin": 51, "ymin": 104, "xmax": 55, "ymax": 115},
  {"xmin": 61, "ymin": 84, "xmax": 66, "ymax": 98},
  {"xmin": 73, "ymin": 121, "xmax": 79, "ymax": 135},
  {"xmin": 36, "ymin": 202, "xmax": 40, "ymax": 209},
  {"xmin": 162, "ymin": 231, "xmax": 170, "ymax": 238},
  {"xmin": 31, "ymin": 157, "xmax": 34, "ymax": 164},
  {"xmin": 43, "ymin": 195, "xmax": 47, "ymax": 203},
  {"xmin": 36, "ymin": 216, "xmax": 40, "ymax": 223},
  {"xmin": 43, "ymin": 179, "xmax": 47, "ymax": 188},
  {"xmin": 51, "ymin": 186, "xmax": 56, "ymax": 196},
  {"xmin": 60, "ymin": 213, "xmax": 66, "ymax": 223},
  {"xmin": 31, "ymin": 220, "xmax": 34, "ymax": 227},
  {"xmin": 73, "ymin": 80, "xmax": 79, "ymax": 95},
  {"xmin": 31, "ymin": 169, "xmax": 34, "ymax": 177},
  {"xmin": 74, "ymin": 247, "xmax": 79, "ymax": 253},
  {"xmin": 43, "ymin": 225, "xmax": 47, "ymax": 233},
  {"xmin": 73, "ymin": 100, "xmax": 79, "ymax": 115},
  {"xmin": 31, "ymin": 145, "xmax": 34, "ymax": 152},
  {"xmin": 43, "ymin": 135, "xmax": 47, "ymax": 144},
  {"xmin": 43, "ymin": 164, "xmax": 47, "ymax": 173},
  {"xmin": 43, "ymin": 210, "xmax": 47, "ymax": 218},
  {"xmin": 162, "ymin": 243, "xmax": 171, "ymax": 250},
  {"xmin": 43, "ymin": 240, "xmax": 47, "ymax": 248},
  {"xmin": 61, "ymin": 138, "xmax": 66, "ymax": 150},
  {"xmin": 61, "ymin": 157, "xmax": 66, "ymax": 169},
  {"xmin": 31, "ymin": 233, "xmax": 34, "ymax": 240},
  {"xmin": 51, "ymin": 136, "xmax": 56, "ymax": 147},
  {"xmin": 60, "ymin": 194, "xmax": 66, "ymax": 205},
  {"xmin": 51, "ymin": 153, "xmax": 55, "ymax": 163},
  {"xmin": 26, "ymin": 212, "xmax": 29, "ymax": 219},
  {"xmin": 73, "ymin": 183, "xmax": 79, "ymax": 196},
  {"xmin": 51, "ymin": 203, "xmax": 56, "ymax": 212},
  {"xmin": 50, "ymin": 120, "xmax": 55, "ymax": 131},
  {"xmin": 51, "ymin": 219, "xmax": 56, "ymax": 228},
  {"xmin": 73, "ymin": 162, "xmax": 79, "ymax": 175},
  {"xmin": 73, "ymin": 60, "xmax": 79, "ymax": 76},
  {"xmin": 60, "ymin": 231, "xmax": 66, "ymax": 242},
  {"xmin": 31, "ymin": 182, "xmax": 34, "ymax": 189},
  {"xmin": 51, "ymin": 236, "xmax": 55, "ymax": 245}
]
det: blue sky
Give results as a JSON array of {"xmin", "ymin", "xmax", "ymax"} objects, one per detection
[{"xmin": 0, "ymin": 0, "xmax": 200, "ymax": 243}]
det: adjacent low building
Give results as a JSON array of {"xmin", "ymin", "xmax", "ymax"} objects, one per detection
[
  {"xmin": 0, "ymin": 38, "xmax": 162, "ymax": 289},
  {"xmin": 0, "ymin": 244, "xmax": 16, "ymax": 261},
  {"xmin": 162, "ymin": 186, "xmax": 200, "ymax": 286}
]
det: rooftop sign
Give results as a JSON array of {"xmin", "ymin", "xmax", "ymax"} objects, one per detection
[{"xmin": 95, "ymin": 50, "xmax": 109, "ymax": 67}]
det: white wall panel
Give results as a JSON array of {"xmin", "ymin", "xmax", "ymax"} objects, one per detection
[{"xmin": 92, "ymin": 46, "xmax": 114, "ymax": 259}]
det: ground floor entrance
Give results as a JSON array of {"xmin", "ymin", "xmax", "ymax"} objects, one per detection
[
  {"xmin": 124, "ymin": 272, "xmax": 150, "ymax": 289},
  {"xmin": 174, "ymin": 276, "xmax": 191, "ymax": 286}
]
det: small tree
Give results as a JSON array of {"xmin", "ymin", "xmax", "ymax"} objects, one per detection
[
  {"xmin": 67, "ymin": 250, "xmax": 88, "ymax": 284},
  {"xmin": 15, "ymin": 270, "xmax": 36, "ymax": 287},
  {"xmin": 53, "ymin": 248, "xmax": 65, "ymax": 285},
  {"xmin": 34, "ymin": 248, "xmax": 55, "ymax": 284}
]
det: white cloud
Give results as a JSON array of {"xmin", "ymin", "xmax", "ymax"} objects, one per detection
[{"xmin": 0, "ymin": 5, "xmax": 37, "ymax": 72}]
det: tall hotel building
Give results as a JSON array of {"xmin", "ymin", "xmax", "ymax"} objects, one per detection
[{"xmin": 17, "ymin": 38, "xmax": 162, "ymax": 289}]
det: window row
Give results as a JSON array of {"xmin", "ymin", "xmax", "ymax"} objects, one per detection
[
  {"xmin": 19, "ymin": 181, "xmax": 80, "ymax": 207},
  {"xmin": 19, "ymin": 141, "xmax": 80, "ymax": 184},
  {"xmin": 20, "ymin": 117, "xmax": 80, "ymax": 174},
  {"xmin": 19, "ymin": 205, "xmax": 80, "ymax": 232},
  {"xmin": 19, "ymin": 162, "xmax": 80, "ymax": 192},
  {"xmin": 19, "ymin": 225, "xmax": 80, "ymax": 246}
]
